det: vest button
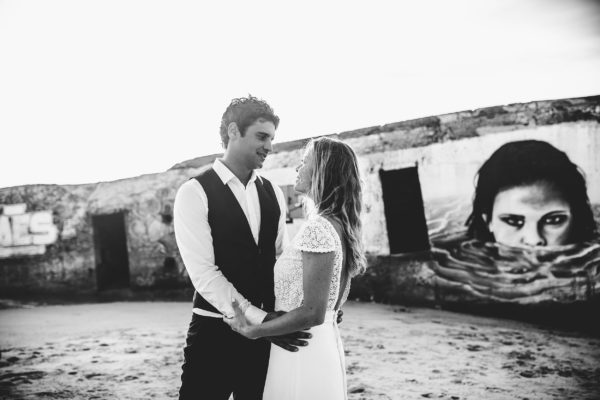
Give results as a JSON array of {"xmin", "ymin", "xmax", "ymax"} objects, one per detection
[{"xmin": 258, "ymin": 248, "xmax": 262, "ymax": 255}]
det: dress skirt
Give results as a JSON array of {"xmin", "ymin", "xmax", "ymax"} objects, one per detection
[{"xmin": 262, "ymin": 311, "xmax": 347, "ymax": 400}]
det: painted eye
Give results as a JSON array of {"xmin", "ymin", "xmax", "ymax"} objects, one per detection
[
  {"xmin": 500, "ymin": 215, "xmax": 524, "ymax": 228},
  {"xmin": 542, "ymin": 214, "xmax": 568, "ymax": 226}
]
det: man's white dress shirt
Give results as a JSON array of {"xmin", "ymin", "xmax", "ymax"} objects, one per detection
[{"xmin": 174, "ymin": 159, "xmax": 288, "ymax": 324}]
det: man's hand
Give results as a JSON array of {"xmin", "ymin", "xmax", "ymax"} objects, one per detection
[
  {"xmin": 223, "ymin": 299, "xmax": 256, "ymax": 339},
  {"xmin": 262, "ymin": 311, "xmax": 312, "ymax": 352}
]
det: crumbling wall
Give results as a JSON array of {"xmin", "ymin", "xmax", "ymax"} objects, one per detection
[
  {"xmin": 0, "ymin": 184, "xmax": 96, "ymax": 294},
  {"xmin": 2, "ymin": 95, "xmax": 599, "ymax": 301},
  {"xmin": 173, "ymin": 95, "xmax": 600, "ymax": 169},
  {"xmin": 85, "ymin": 169, "xmax": 196, "ymax": 289},
  {"xmin": 0, "ymin": 168, "xmax": 205, "ymax": 295}
]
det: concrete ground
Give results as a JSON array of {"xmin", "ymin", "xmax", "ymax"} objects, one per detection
[{"xmin": 0, "ymin": 301, "xmax": 599, "ymax": 400}]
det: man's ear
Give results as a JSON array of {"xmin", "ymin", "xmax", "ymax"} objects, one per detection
[{"xmin": 227, "ymin": 122, "xmax": 240, "ymax": 142}]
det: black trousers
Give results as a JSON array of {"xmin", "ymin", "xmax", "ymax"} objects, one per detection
[{"xmin": 179, "ymin": 313, "xmax": 270, "ymax": 400}]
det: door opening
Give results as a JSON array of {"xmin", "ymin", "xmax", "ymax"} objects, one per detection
[
  {"xmin": 92, "ymin": 212, "xmax": 130, "ymax": 290},
  {"xmin": 379, "ymin": 167, "xmax": 430, "ymax": 254}
]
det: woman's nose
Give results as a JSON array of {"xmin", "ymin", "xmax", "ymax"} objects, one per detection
[{"xmin": 519, "ymin": 223, "xmax": 546, "ymax": 246}]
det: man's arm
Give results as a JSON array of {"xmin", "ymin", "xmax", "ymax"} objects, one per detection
[{"xmin": 173, "ymin": 179, "xmax": 266, "ymax": 324}]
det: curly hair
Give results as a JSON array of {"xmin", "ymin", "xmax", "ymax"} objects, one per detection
[
  {"xmin": 305, "ymin": 137, "xmax": 367, "ymax": 278},
  {"xmin": 466, "ymin": 140, "xmax": 597, "ymax": 243},
  {"xmin": 219, "ymin": 95, "xmax": 280, "ymax": 148}
]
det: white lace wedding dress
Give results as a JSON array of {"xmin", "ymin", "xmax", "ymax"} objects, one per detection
[{"xmin": 263, "ymin": 214, "xmax": 350, "ymax": 400}]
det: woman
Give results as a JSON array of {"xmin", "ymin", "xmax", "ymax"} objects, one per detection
[
  {"xmin": 224, "ymin": 136, "xmax": 366, "ymax": 399},
  {"xmin": 466, "ymin": 140, "xmax": 597, "ymax": 247}
]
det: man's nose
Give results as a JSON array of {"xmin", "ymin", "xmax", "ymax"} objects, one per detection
[
  {"xmin": 519, "ymin": 223, "xmax": 546, "ymax": 247},
  {"xmin": 264, "ymin": 138, "xmax": 272, "ymax": 153}
]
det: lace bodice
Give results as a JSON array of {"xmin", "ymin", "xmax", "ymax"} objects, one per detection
[{"xmin": 274, "ymin": 214, "xmax": 350, "ymax": 312}]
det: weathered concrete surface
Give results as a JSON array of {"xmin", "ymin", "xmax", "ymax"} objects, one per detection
[
  {"xmin": 0, "ymin": 168, "xmax": 205, "ymax": 295},
  {"xmin": 351, "ymin": 249, "xmax": 600, "ymax": 333},
  {"xmin": 258, "ymin": 121, "xmax": 600, "ymax": 255},
  {"xmin": 171, "ymin": 95, "xmax": 600, "ymax": 170},
  {"xmin": 1, "ymin": 301, "xmax": 598, "ymax": 400},
  {"xmin": 170, "ymin": 96, "xmax": 600, "ymax": 255},
  {"xmin": 0, "ymin": 184, "xmax": 97, "ymax": 293},
  {"xmin": 0, "ymin": 203, "xmax": 58, "ymax": 257},
  {"xmin": 1, "ymin": 95, "xmax": 599, "ymax": 305}
]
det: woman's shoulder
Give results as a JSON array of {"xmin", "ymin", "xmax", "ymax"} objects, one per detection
[
  {"xmin": 311, "ymin": 214, "xmax": 343, "ymax": 245},
  {"xmin": 294, "ymin": 214, "xmax": 341, "ymax": 252}
]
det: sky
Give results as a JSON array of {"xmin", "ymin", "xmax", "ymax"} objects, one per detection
[{"xmin": 1, "ymin": 0, "xmax": 599, "ymax": 188}]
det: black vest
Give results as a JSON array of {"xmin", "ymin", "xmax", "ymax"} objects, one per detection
[{"xmin": 192, "ymin": 168, "xmax": 280, "ymax": 313}]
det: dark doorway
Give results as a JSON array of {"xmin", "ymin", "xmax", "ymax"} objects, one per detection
[
  {"xmin": 379, "ymin": 166, "xmax": 430, "ymax": 254},
  {"xmin": 92, "ymin": 212, "xmax": 130, "ymax": 290}
]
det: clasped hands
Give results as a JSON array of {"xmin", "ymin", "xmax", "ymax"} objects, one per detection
[
  {"xmin": 222, "ymin": 298, "xmax": 259, "ymax": 339},
  {"xmin": 223, "ymin": 299, "xmax": 343, "ymax": 352}
]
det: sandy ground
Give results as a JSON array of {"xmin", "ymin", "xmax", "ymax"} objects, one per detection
[{"xmin": 0, "ymin": 301, "xmax": 599, "ymax": 400}]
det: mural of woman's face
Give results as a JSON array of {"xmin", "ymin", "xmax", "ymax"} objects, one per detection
[{"xmin": 487, "ymin": 182, "xmax": 573, "ymax": 247}]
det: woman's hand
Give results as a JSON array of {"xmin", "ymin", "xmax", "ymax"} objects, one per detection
[{"xmin": 223, "ymin": 299, "xmax": 257, "ymax": 339}]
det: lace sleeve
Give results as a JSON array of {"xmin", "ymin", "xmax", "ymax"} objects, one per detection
[{"xmin": 294, "ymin": 216, "xmax": 336, "ymax": 253}]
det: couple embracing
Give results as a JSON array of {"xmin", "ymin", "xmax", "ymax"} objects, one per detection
[{"xmin": 174, "ymin": 95, "xmax": 366, "ymax": 399}]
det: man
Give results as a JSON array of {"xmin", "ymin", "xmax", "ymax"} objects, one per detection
[{"xmin": 174, "ymin": 95, "xmax": 310, "ymax": 399}]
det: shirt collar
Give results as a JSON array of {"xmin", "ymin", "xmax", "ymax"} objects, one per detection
[{"xmin": 213, "ymin": 158, "xmax": 261, "ymax": 186}]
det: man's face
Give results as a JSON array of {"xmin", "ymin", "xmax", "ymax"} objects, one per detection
[{"xmin": 230, "ymin": 118, "xmax": 276, "ymax": 170}]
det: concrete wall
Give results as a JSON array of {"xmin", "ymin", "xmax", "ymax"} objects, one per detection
[
  {"xmin": 0, "ymin": 169, "xmax": 204, "ymax": 295},
  {"xmin": 365, "ymin": 121, "xmax": 600, "ymax": 253},
  {"xmin": 0, "ymin": 184, "xmax": 97, "ymax": 293},
  {"xmin": 0, "ymin": 203, "xmax": 59, "ymax": 258},
  {"xmin": 261, "ymin": 121, "xmax": 600, "ymax": 254},
  {"xmin": 260, "ymin": 99, "xmax": 600, "ymax": 305},
  {"xmin": 1, "ymin": 95, "xmax": 599, "ymax": 304}
]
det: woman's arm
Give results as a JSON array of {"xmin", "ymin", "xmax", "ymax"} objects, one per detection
[{"xmin": 225, "ymin": 250, "xmax": 335, "ymax": 339}]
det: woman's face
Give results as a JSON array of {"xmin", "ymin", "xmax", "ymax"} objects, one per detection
[
  {"xmin": 294, "ymin": 147, "xmax": 314, "ymax": 194},
  {"xmin": 487, "ymin": 182, "xmax": 573, "ymax": 247}
]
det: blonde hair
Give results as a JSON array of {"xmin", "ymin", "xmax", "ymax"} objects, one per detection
[{"xmin": 305, "ymin": 137, "xmax": 366, "ymax": 278}]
